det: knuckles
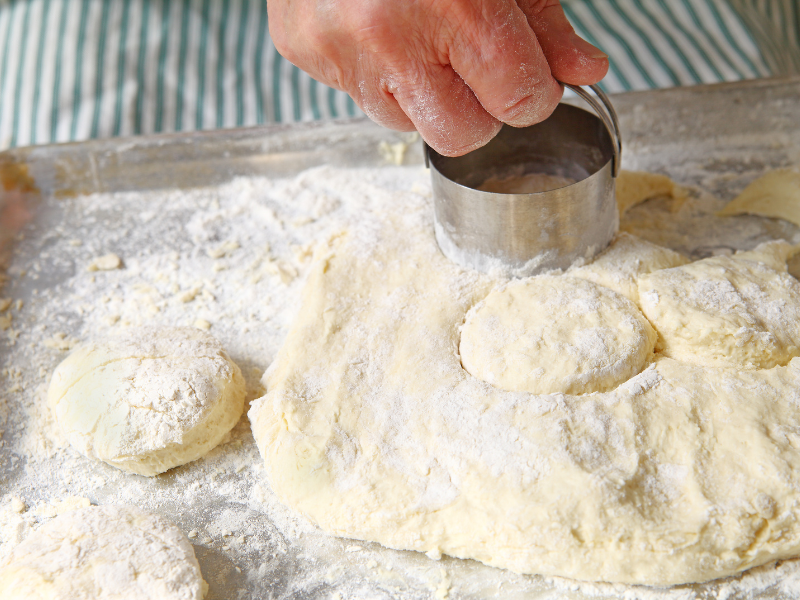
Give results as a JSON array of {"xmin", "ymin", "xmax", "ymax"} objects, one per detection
[{"xmin": 267, "ymin": 0, "xmax": 568, "ymax": 151}]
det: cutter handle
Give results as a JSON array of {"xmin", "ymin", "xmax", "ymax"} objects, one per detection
[{"xmin": 565, "ymin": 84, "xmax": 622, "ymax": 177}]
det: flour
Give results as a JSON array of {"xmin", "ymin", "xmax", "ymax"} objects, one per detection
[{"xmin": 1, "ymin": 164, "xmax": 800, "ymax": 598}]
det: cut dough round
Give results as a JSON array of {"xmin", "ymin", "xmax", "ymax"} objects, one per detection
[
  {"xmin": 460, "ymin": 276, "xmax": 656, "ymax": 394},
  {"xmin": 0, "ymin": 504, "xmax": 205, "ymax": 600},
  {"xmin": 48, "ymin": 326, "xmax": 246, "ymax": 476},
  {"xmin": 638, "ymin": 246, "xmax": 800, "ymax": 369}
]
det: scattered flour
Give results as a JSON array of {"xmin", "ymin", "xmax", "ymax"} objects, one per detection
[{"xmin": 0, "ymin": 164, "xmax": 799, "ymax": 598}]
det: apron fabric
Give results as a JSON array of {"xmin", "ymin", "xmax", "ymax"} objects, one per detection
[{"xmin": 0, "ymin": 0, "xmax": 794, "ymax": 149}]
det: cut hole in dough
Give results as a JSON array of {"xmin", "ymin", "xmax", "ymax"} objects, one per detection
[
  {"xmin": 459, "ymin": 276, "xmax": 656, "ymax": 395},
  {"xmin": 638, "ymin": 242, "xmax": 800, "ymax": 369},
  {"xmin": 48, "ymin": 326, "xmax": 246, "ymax": 476},
  {"xmin": 0, "ymin": 504, "xmax": 205, "ymax": 600}
]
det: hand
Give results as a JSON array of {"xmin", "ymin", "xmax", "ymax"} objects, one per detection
[{"xmin": 269, "ymin": 0, "xmax": 609, "ymax": 156}]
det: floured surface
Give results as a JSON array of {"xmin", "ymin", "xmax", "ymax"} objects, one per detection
[{"xmin": 2, "ymin": 161, "xmax": 800, "ymax": 598}]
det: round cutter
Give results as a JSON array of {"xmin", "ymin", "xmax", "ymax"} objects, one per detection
[{"xmin": 426, "ymin": 84, "xmax": 622, "ymax": 277}]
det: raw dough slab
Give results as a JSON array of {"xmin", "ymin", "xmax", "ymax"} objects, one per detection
[{"xmin": 249, "ymin": 199, "xmax": 800, "ymax": 586}]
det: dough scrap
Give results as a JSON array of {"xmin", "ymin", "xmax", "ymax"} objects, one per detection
[
  {"xmin": 733, "ymin": 239, "xmax": 799, "ymax": 272},
  {"xmin": 459, "ymin": 275, "xmax": 656, "ymax": 395},
  {"xmin": 569, "ymin": 232, "xmax": 689, "ymax": 303},
  {"xmin": 638, "ymin": 242, "xmax": 800, "ymax": 369},
  {"xmin": 717, "ymin": 168, "xmax": 800, "ymax": 226},
  {"xmin": 249, "ymin": 209, "xmax": 800, "ymax": 586},
  {"xmin": 0, "ymin": 504, "xmax": 205, "ymax": 600},
  {"xmin": 616, "ymin": 170, "xmax": 689, "ymax": 215},
  {"xmin": 48, "ymin": 326, "xmax": 246, "ymax": 476}
]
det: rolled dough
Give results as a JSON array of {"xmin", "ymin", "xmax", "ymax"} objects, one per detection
[
  {"xmin": 638, "ymin": 243, "xmax": 800, "ymax": 369},
  {"xmin": 249, "ymin": 200, "xmax": 800, "ymax": 586},
  {"xmin": 0, "ymin": 504, "xmax": 205, "ymax": 599},
  {"xmin": 48, "ymin": 326, "xmax": 246, "ymax": 476},
  {"xmin": 459, "ymin": 275, "xmax": 656, "ymax": 395},
  {"xmin": 568, "ymin": 231, "xmax": 689, "ymax": 303}
]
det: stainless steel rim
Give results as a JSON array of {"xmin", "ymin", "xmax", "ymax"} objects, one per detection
[
  {"xmin": 424, "ymin": 84, "xmax": 622, "ymax": 177},
  {"xmin": 564, "ymin": 84, "xmax": 622, "ymax": 177}
]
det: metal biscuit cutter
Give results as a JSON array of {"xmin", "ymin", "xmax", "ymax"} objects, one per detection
[{"xmin": 425, "ymin": 84, "xmax": 622, "ymax": 277}]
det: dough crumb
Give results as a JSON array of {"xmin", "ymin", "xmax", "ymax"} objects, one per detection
[
  {"xmin": 206, "ymin": 240, "xmax": 240, "ymax": 259},
  {"xmin": 10, "ymin": 496, "xmax": 26, "ymax": 513},
  {"xmin": 194, "ymin": 318, "xmax": 212, "ymax": 330},
  {"xmin": 42, "ymin": 332, "xmax": 79, "ymax": 351},
  {"xmin": 87, "ymin": 253, "xmax": 123, "ymax": 271},
  {"xmin": 34, "ymin": 495, "xmax": 91, "ymax": 518}
]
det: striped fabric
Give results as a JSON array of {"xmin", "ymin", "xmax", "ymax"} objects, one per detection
[
  {"xmin": 731, "ymin": 0, "xmax": 800, "ymax": 74},
  {"xmin": 0, "ymin": 0, "xmax": 795, "ymax": 149}
]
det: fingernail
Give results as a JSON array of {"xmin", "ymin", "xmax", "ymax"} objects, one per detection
[{"xmin": 571, "ymin": 33, "xmax": 608, "ymax": 60}]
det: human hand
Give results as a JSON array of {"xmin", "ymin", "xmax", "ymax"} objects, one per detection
[{"xmin": 269, "ymin": 0, "xmax": 608, "ymax": 156}]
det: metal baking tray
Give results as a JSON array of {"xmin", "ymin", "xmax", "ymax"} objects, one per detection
[{"xmin": 2, "ymin": 76, "xmax": 800, "ymax": 600}]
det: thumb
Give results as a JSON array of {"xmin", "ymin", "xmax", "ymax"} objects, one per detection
[{"xmin": 518, "ymin": 1, "xmax": 609, "ymax": 85}]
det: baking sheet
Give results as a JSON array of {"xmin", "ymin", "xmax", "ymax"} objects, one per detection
[{"xmin": 1, "ymin": 76, "xmax": 800, "ymax": 600}]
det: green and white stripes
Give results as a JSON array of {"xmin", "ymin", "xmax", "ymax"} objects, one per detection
[
  {"xmin": 0, "ymin": 0, "xmax": 795, "ymax": 149},
  {"xmin": 0, "ymin": 0, "xmax": 360, "ymax": 148},
  {"xmin": 563, "ymin": 0, "xmax": 773, "ymax": 92}
]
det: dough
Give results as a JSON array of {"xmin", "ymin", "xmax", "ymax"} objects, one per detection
[
  {"xmin": 717, "ymin": 168, "xmax": 800, "ymax": 226},
  {"xmin": 48, "ymin": 326, "xmax": 245, "ymax": 476},
  {"xmin": 250, "ymin": 207, "xmax": 800, "ymax": 586},
  {"xmin": 638, "ymin": 243, "xmax": 800, "ymax": 369},
  {"xmin": 459, "ymin": 276, "xmax": 656, "ymax": 395},
  {"xmin": 616, "ymin": 169, "xmax": 688, "ymax": 214},
  {"xmin": 568, "ymin": 232, "xmax": 689, "ymax": 303},
  {"xmin": 0, "ymin": 504, "xmax": 205, "ymax": 599}
]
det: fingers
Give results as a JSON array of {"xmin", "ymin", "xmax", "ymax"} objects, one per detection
[
  {"xmin": 353, "ymin": 61, "xmax": 417, "ymax": 132},
  {"xmin": 268, "ymin": 0, "xmax": 608, "ymax": 157},
  {"xmin": 386, "ymin": 63, "xmax": 503, "ymax": 156},
  {"xmin": 447, "ymin": 0, "xmax": 563, "ymax": 128},
  {"xmin": 517, "ymin": 0, "xmax": 609, "ymax": 85}
]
